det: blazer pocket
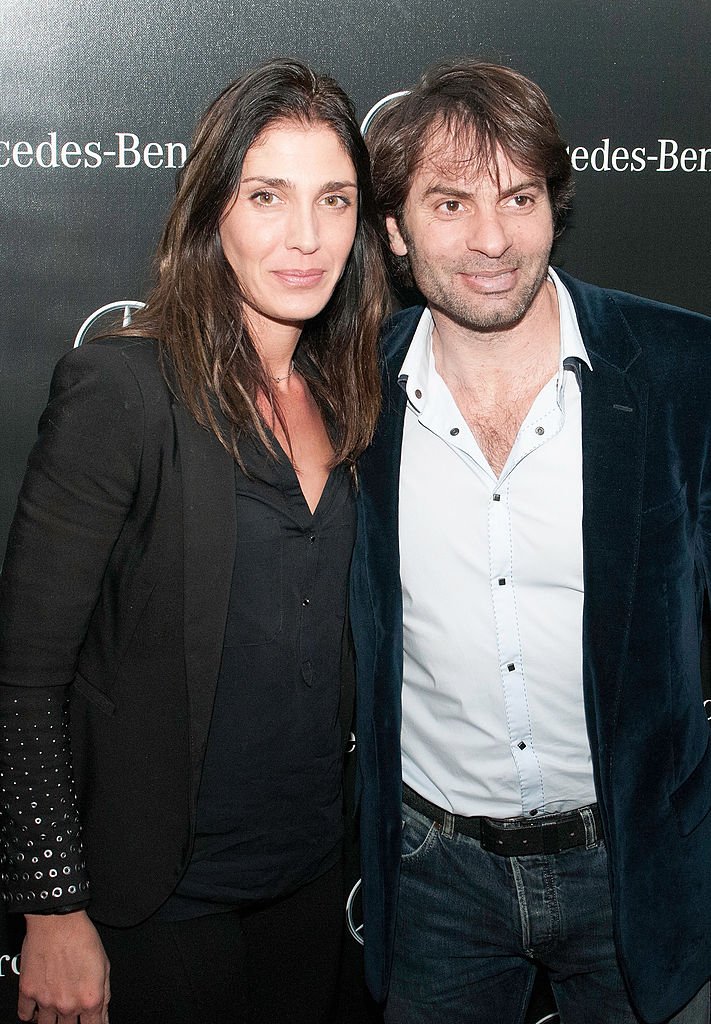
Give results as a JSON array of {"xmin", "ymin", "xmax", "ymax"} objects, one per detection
[
  {"xmin": 640, "ymin": 484, "xmax": 687, "ymax": 536},
  {"xmin": 72, "ymin": 672, "xmax": 116, "ymax": 716},
  {"xmin": 671, "ymin": 731, "xmax": 711, "ymax": 836}
]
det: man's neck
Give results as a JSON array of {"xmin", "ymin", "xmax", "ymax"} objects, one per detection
[
  {"xmin": 430, "ymin": 277, "xmax": 561, "ymax": 395},
  {"xmin": 428, "ymin": 278, "xmax": 562, "ymax": 477}
]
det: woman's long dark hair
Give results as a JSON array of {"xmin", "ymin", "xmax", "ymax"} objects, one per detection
[{"xmin": 124, "ymin": 58, "xmax": 389, "ymax": 467}]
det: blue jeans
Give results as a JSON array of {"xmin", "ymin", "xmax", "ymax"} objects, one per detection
[{"xmin": 384, "ymin": 802, "xmax": 710, "ymax": 1024}]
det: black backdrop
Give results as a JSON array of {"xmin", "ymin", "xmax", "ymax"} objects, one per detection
[{"xmin": 2, "ymin": 2, "xmax": 710, "ymax": 1020}]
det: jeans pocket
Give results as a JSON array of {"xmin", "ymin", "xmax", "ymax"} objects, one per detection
[{"xmin": 401, "ymin": 807, "xmax": 439, "ymax": 864}]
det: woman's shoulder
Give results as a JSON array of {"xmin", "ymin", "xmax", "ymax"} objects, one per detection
[
  {"xmin": 41, "ymin": 337, "xmax": 178, "ymax": 444},
  {"xmin": 63, "ymin": 334, "xmax": 160, "ymax": 372},
  {"xmin": 54, "ymin": 335, "xmax": 169, "ymax": 400}
]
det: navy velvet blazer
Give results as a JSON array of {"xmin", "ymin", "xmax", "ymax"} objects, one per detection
[{"xmin": 350, "ymin": 270, "xmax": 711, "ymax": 1023}]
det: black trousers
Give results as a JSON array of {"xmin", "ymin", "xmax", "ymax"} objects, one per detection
[{"xmin": 96, "ymin": 859, "xmax": 344, "ymax": 1024}]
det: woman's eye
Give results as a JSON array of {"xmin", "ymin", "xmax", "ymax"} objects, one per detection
[
  {"xmin": 321, "ymin": 194, "xmax": 351, "ymax": 208},
  {"xmin": 252, "ymin": 191, "xmax": 278, "ymax": 205}
]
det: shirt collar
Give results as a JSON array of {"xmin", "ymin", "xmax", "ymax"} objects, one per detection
[
  {"xmin": 398, "ymin": 267, "xmax": 592, "ymax": 412},
  {"xmin": 398, "ymin": 308, "xmax": 435, "ymax": 414},
  {"xmin": 549, "ymin": 267, "xmax": 592, "ymax": 395}
]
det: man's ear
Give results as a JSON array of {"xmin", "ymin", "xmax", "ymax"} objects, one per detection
[{"xmin": 386, "ymin": 215, "xmax": 408, "ymax": 257}]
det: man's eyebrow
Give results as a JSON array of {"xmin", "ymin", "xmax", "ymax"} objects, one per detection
[
  {"xmin": 240, "ymin": 176, "xmax": 357, "ymax": 191},
  {"xmin": 499, "ymin": 178, "xmax": 547, "ymax": 198},
  {"xmin": 419, "ymin": 178, "xmax": 547, "ymax": 201},
  {"xmin": 420, "ymin": 183, "xmax": 475, "ymax": 201}
]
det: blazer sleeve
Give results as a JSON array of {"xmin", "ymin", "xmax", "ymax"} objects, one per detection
[{"xmin": 0, "ymin": 341, "xmax": 146, "ymax": 913}]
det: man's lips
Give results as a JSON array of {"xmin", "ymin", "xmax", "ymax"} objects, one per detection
[
  {"xmin": 271, "ymin": 269, "xmax": 326, "ymax": 287},
  {"xmin": 458, "ymin": 267, "xmax": 518, "ymax": 293}
]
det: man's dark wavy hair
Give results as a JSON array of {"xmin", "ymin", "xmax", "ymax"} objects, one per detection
[{"xmin": 366, "ymin": 59, "xmax": 574, "ymax": 286}]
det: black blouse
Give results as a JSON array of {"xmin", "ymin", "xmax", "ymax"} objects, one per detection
[{"xmin": 162, "ymin": 431, "xmax": 356, "ymax": 917}]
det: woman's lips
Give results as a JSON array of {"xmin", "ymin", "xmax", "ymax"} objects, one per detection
[{"xmin": 271, "ymin": 269, "xmax": 326, "ymax": 287}]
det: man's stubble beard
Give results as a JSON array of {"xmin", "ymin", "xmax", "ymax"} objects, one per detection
[{"xmin": 406, "ymin": 244, "xmax": 553, "ymax": 335}]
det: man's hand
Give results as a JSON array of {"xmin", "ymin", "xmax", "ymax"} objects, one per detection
[{"xmin": 18, "ymin": 910, "xmax": 110, "ymax": 1024}]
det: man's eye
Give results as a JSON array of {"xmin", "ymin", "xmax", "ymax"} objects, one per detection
[
  {"xmin": 440, "ymin": 200, "xmax": 463, "ymax": 213},
  {"xmin": 510, "ymin": 194, "xmax": 532, "ymax": 207}
]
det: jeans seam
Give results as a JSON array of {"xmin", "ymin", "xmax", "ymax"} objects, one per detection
[
  {"xmin": 540, "ymin": 859, "xmax": 560, "ymax": 952},
  {"xmin": 509, "ymin": 857, "xmax": 531, "ymax": 953},
  {"xmin": 515, "ymin": 965, "xmax": 539, "ymax": 1024},
  {"xmin": 401, "ymin": 814, "xmax": 440, "ymax": 863}
]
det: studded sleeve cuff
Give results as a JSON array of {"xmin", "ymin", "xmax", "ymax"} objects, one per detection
[{"xmin": 0, "ymin": 686, "xmax": 90, "ymax": 914}]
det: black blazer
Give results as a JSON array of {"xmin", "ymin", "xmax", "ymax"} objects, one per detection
[
  {"xmin": 350, "ymin": 271, "xmax": 711, "ymax": 1024},
  {"xmin": 0, "ymin": 337, "xmax": 241, "ymax": 925}
]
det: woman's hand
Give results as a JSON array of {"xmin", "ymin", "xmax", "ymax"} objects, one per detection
[{"xmin": 18, "ymin": 910, "xmax": 110, "ymax": 1023}]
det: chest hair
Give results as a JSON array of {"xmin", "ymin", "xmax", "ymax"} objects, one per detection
[{"xmin": 448, "ymin": 370, "xmax": 553, "ymax": 477}]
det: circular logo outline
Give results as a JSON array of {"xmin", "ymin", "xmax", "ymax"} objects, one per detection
[
  {"xmin": 360, "ymin": 90, "xmax": 410, "ymax": 136},
  {"xmin": 74, "ymin": 300, "xmax": 145, "ymax": 348}
]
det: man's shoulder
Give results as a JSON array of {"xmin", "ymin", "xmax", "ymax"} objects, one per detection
[{"xmin": 557, "ymin": 269, "xmax": 711, "ymax": 342}]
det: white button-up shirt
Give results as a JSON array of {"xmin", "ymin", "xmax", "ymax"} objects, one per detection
[{"xmin": 399, "ymin": 269, "xmax": 597, "ymax": 817}]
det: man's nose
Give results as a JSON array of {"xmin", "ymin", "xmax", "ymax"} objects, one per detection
[{"xmin": 465, "ymin": 209, "xmax": 511, "ymax": 257}]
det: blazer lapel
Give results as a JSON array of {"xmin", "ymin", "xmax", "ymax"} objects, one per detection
[
  {"xmin": 173, "ymin": 402, "xmax": 237, "ymax": 784},
  {"xmin": 561, "ymin": 273, "xmax": 649, "ymax": 768},
  {"xmin": 357, "ymin": 313, "xmax": 420, "ymax": 634},
  {"xmin": 581, "ymin": 362, "xmax": 647, "ymax": 696},
  {"xmin": 359, "ymin": 373, "xmax": 407, "ymax": 584}
]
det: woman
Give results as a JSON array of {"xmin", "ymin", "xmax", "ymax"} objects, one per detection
[{"xmin": 0, "ymin": 59, "xmax": 388, "ymax": 1024}]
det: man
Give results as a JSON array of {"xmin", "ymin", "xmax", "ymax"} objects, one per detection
[{"xmin": 351, "ymin": 60, "xmax": 711, "ymax": 1024}]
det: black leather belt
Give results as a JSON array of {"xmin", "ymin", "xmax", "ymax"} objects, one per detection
[{"xmin": 403, "ymin": 784, "xmax": 602, "ymax": 857}]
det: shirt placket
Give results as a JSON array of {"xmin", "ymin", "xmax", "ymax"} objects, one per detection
[
  {"xmin": 489, "ymin": 383, "xmax": 565, "ymax": 813},
  {"xmin": 299, "ymin": 525, "xmax": 318, "ymax": 687}
]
